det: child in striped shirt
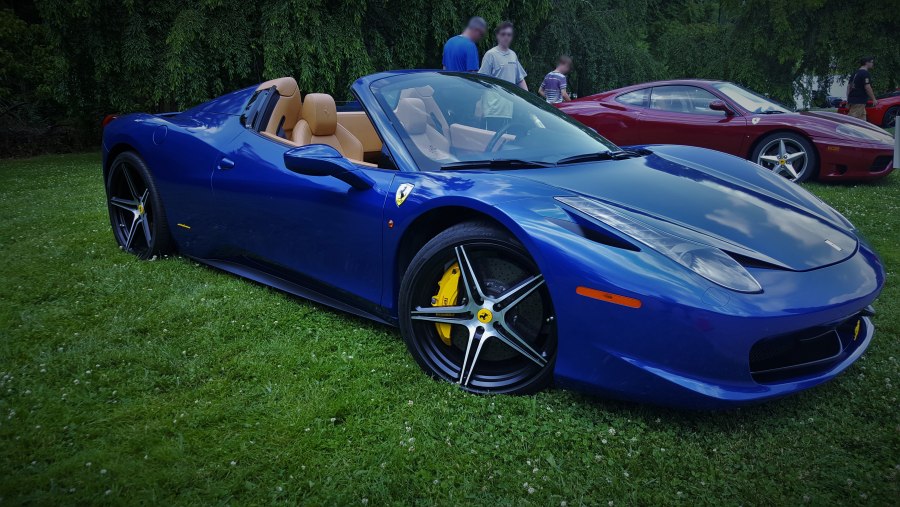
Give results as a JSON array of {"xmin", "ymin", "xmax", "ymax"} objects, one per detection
[{"xmin": 539, "ymin": 56, "xmax": 573, "ymax": 104}]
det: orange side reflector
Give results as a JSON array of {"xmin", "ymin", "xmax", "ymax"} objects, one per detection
[{"xmin": 576, "ymin": 286, "xmax": 642, "ymax": 309}]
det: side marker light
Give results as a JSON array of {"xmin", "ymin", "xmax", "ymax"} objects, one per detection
[{"xmin": 576, "ymin": 286, "xmax": 642, "ymax": 309}]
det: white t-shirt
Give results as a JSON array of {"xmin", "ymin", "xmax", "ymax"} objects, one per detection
[{"xmin": 479, "ymin": 47, "xmax": 527, "ymax": 118}]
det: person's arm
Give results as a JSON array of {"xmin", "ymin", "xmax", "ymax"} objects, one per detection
[
  {"xmin": 538, "ymin": 84, "xmax": 546, "ymax": 98},
  {"xmin": 517, "ymin": 62, "xmax": 528, "ymax": 90},
  {"xmin": 865, "ymin": 84, "xmax": 878, "ymax": 106},
  {"xmin": 478, "ymin": 52, "xmax": 492, "ymax": 74},
  {"xmin": 560, "ymin": 75, "xmax": 570, "ymax": 101},
  {"xmin": 562, "ymin": 89, "xmax": 571, "ymax": 101}
]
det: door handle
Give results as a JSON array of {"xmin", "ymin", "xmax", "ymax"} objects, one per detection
[{"xmin": 217, "ymin": 157, "xmax": 235, "ymax": 170}]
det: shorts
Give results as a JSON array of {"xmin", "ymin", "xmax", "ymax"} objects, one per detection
[{"xmin": 848, "ymin": 103, "xmax": 868, "ymax": 120}]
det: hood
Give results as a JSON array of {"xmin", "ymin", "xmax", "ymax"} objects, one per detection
[{"xmin": 513, "ymin": 148, "xmax": 858, "ymax": 271}]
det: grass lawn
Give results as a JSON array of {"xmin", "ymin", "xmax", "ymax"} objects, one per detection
[{"xmin": 1, "ymin": 152, "xmax": 898, "ymax": 505}]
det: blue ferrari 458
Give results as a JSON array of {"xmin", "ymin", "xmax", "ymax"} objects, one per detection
[{"xmin": 101, "ymin": 71, "xmax": 884, "ymax": 408}]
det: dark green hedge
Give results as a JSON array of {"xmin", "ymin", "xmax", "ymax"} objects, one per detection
[{"xmin": 2, "ymin": 0, "xmax": 898, "ymax": 156}]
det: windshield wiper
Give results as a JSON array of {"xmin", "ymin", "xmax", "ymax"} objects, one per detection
[
  {"xmin": 441, "ymin": 158, "xmax": 554, "ymax": 170},
  {"xmin": 555, "ymin": 149, "xmax": 648, "ymax": 165},
  {"xmin": 757, "ymin": 110, "xmax": 787, "ymax": 114}
]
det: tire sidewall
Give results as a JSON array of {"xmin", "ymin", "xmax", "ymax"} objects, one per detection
[
  {"xmin": 751, "ymin": 132, "xmax": 818, "ymax": 183},
  {"xmin": 398, "ymin": 221, "xmax": 556, "ymax": 395},
  {"xmin": 106, "ymin": 152, "xmax": 173, "ymax": 259}
]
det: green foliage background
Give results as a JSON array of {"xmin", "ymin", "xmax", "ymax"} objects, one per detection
[{"xmin": 1, "ymin": 0, "xmax": 898, "ymax": 155}]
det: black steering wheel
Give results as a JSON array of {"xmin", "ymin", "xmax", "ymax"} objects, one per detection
[{"xmin": 485, "ymin": 123, "xmax": 514, "ymax": 153}]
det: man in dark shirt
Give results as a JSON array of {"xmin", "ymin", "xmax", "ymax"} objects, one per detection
[{"xmin": 847, "ymin": 56, "xmax": 878, "ymax": 120}]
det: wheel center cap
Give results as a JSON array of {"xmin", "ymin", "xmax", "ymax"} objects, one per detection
[
  {"xmin": 138, "ymin": 203, "xmax": 145, "ymax": 215},
  {"xmin": 476, "ymin": 308, "xmax": 493, "ymax": 324}
]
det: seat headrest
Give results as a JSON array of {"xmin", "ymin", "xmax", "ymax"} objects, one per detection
[
  {"xmin": 302, "ymin": 93, "xmax": 337, "ymax": 136},
  {"xmin": 395, "ymin": 98, "xmax": 428, "ymax": 135}
]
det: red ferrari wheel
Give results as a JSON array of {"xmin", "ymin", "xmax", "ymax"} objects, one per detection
[{"xmin": 752, "ymin": 132, "xmax": 818, "ymax": 183}]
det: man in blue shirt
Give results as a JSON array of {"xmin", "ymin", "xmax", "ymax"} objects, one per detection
[{"xmin": 442, "ymin": 17, "xmax": 486, "ymax": 72}]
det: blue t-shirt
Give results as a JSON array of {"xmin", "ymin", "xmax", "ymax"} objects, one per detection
[{"xmin": 442, "ymin": 35, "xmax": 479, "ymax": 72}]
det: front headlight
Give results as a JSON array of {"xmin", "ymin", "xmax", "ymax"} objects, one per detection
[
  {"xmin": 836, "ymin": 124, "xmax": 892, "ymax": 142},
  {"xmin": 556, "ymin": 196, "xmax": 762, "ymax": 293}
]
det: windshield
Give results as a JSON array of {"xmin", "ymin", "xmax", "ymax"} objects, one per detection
[
  {"xmin": 369, "ymin": 72, "xmax": 618, "ymax": 171},
  {"xmin": 712, "ymin": 82, "xmax": 791, "ymax": 114}
]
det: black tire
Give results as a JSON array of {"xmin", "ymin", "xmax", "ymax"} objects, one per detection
[
  {"xmin": 105, "ymin": 152, "xmax": 174, "ymax": 259},
  {"xmin": 882, "ymin": 107, "xmax": 898, "ymax": 129},
  {"xmin": 398, "ymin": 221, "xmax": 556, "ymax": 395},
  {"xmin": 750, "ymin": 132, "xmax": 818, "ymax": 183}
]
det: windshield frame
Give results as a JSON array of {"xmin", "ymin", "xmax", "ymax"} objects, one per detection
[
  {"xmin": 364, "ymin": 71, "xmax": 620, "ymax": 172},
  {"xmin": 711, "ymin": 82, "xmax": 793, "ymax": 115}
]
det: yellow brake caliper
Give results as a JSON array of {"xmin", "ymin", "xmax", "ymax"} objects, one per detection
[{"xmin": 431, "ymin": 263, "xmax": 461, "ymax": 345}]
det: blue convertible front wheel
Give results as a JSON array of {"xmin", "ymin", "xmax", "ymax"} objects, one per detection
[{"xmin": 399, "ymin": 222, "xmax": 557, "ymax": 394}]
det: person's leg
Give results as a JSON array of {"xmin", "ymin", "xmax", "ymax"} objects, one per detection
[{"xmin": 849, "ymin": 104, "xmax": 867, "ymax": 120}]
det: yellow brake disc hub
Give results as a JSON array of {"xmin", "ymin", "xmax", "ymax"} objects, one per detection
[{"xmin": 431, "ymin": 262, "xmax": 460, "ymax": 345}]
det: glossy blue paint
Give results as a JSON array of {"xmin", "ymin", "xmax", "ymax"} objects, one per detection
[{"xmin": 102, "ymin": 70, "xmax": 885, "ymax": 408}]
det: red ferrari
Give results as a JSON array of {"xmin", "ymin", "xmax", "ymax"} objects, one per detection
[
  {"xmin": 837, "ymin": 89, "xmax": 900, "ymax": 129},
  {"xmin": 557, "ymin": 80, "xmax": 894, "ymax": 182}
]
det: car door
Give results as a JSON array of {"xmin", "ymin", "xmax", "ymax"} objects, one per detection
[
  {"xmin": 638, "ymin": 85, "xmax": 748, "ymax": 155},
  {"xmin": 209, "ymin": 129, "xmax": 394, "ymax": 309},
  {"xmin": 605, "ymin": 88, "xmax": 649, "ymax": 146}
]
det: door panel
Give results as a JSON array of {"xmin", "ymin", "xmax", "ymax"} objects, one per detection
[
  {"xmin": 209, "ymin": 130, "xmax": 394, "ymax": 307},
  {"xmin": 639, "ymin": 86, "xmax": 748, "ymax": 155}
]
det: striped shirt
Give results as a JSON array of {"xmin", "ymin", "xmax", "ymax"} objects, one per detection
[{"xmin": 541, "ymin": 71, "xmax": 567, "ymax": 103}]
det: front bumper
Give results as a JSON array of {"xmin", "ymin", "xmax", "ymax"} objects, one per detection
[
  {"xmin": 814, "ymin": 138, "xmax": 893, "ymax": 181},
  {"xmin": 525, "ymin": 220, "xmax": 885, "ymax": 409}
]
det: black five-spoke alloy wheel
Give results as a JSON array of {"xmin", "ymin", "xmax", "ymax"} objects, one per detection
[
  {"xmin": 399, "ymin": 222, "xmax": 556, "ymax": 394},
  {"xmin": 106, "ymin": 152, "xmax": 173, "ymax": 259}
]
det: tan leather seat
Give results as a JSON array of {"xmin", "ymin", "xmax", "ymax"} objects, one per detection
[
  {"xmin": 257, "ymin": 77, "xmax": 302, "ymax": 140},
  {"xmin": 293, "ymin": 93, "xmax": 364, "ymax": 161},
  {"xmin": 399, "ymin": 85, "xmax": 449, "ymax": 135},
  {"xmin": 395, "ymin": 98, "xmax": 451, "ymax": 160}
]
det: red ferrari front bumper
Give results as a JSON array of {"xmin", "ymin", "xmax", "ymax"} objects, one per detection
[{"xmin": 813, "ymin": 138, "xmax": 894, "ymax": 181}]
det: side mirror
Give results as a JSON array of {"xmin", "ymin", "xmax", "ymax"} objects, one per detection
[
  {"xmin": 283, "ymin": 144, "xmax": 374, "ymax": 190},
  {"xmin": 709, "ymin": 100, "xmax": 734, "ymax": 115}
]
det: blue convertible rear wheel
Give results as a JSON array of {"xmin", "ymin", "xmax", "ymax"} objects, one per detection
[
  {"xmin": 106, "ymin": 152, "xmax": 173, "ymax": 259},
  {"xmin": 399, "ymin": 222, "xmax": 556, "ymax": 394}
]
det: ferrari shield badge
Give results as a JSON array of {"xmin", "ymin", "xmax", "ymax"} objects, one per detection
[
  {"xmin": 751, "ymin": 117, "xmax": 761, "ymax": 125},
  {"xmin": 396, "ymin": 183, "xmax": 414, "ymax": 207}
]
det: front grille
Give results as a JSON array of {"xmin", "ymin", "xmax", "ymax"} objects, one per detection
[
  {"xmin": 749, "ymin": 313, "xmax": 864, "ymax": 384},
  {"xmin": 870, "ymin": 156, "xmax": 892, "ymax": 173}
]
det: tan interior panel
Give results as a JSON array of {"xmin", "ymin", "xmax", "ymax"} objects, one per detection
[
  {"xmin": 336, "ymin": 111, "xmax": 382, "ymax": 154},
  {"xmin": 448, "ymin": 124, "xmax": 515, "ymax": 152},
  {"xmin": 259, "ymin": 130, "xmax": 300, "ymax": 146}
]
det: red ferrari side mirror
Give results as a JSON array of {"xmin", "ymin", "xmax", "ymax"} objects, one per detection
[{"xmin": 709, "ymin": 100, "xmax": 734, "ymax": 115}]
